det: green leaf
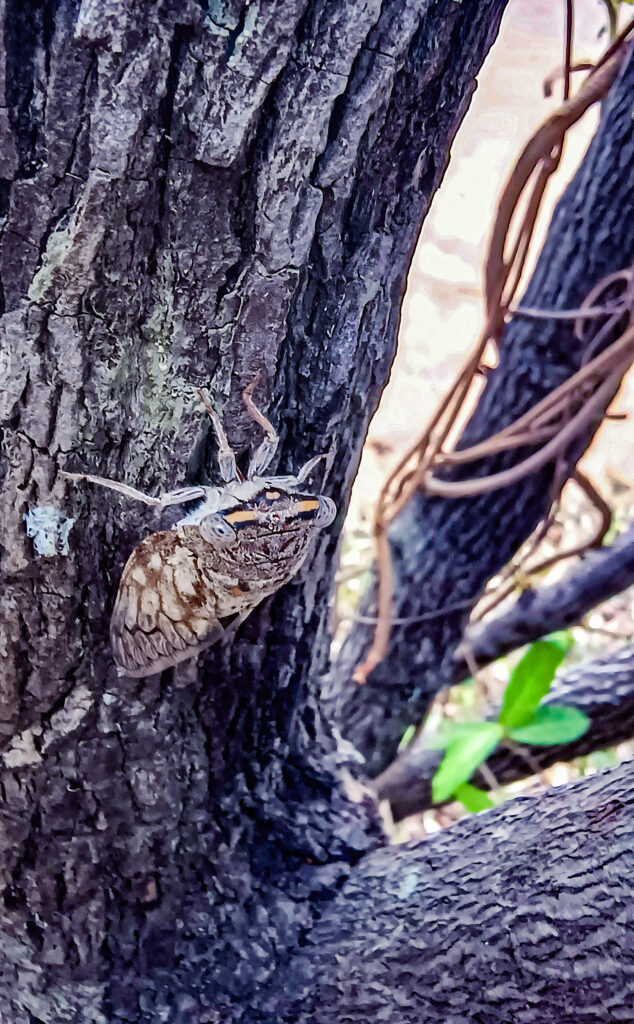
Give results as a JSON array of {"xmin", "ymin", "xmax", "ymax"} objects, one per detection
[
  {"xmin": 432, "ymin": 722, "xmax": 503, "ymax": 803},
  {"xmin": 454, "ymin": 782, "xmax": 495, "ymax": 813},
  {"xmin": 398, "ymin": 724, "xmax": 416, "ymax": 751},
  {"xmin": 425, "ymin": 720, "xmax": 493, "ymax": 751},
  {"xmin": 544, "ymin": 630, "xmax": 575, "ymax": 656},
  {"xmin": 508, "ymin": 704, "xmax": 590, "ymax": 746},
  {"xmin": 498, "ymin": 639, "xmax": 566, "ymax": 728}
]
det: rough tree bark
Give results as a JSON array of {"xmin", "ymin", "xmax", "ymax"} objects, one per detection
[
  {"xmin": 274, "ymin": 759, "xmax": 634, "ymax": 1023},
  {"xmin": 1, "ymin": 1, "xmax": 633, "ymax": 1022}
]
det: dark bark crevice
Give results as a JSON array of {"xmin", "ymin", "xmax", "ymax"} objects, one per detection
[{"xmin": 4, "ymin": 0, "xmax": 56, "ymax": 178}]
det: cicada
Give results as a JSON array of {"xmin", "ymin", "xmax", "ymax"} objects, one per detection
[{"xmin": 63, "ymin": 379, "xmax": 335, "ymax": 677}]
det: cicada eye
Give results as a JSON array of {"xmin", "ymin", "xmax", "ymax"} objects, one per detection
[
  {"xmin": 199, "ymin": 513, "xmax": 237, "ymax": 545},
  {"xmin": 314, "ymin": 496, "xmax": 336, "ymax": 528}
]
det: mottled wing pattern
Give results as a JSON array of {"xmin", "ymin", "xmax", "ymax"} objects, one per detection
[{"xmin": 110, "ymin": 530, "xmax": 225, "ymax": 677}]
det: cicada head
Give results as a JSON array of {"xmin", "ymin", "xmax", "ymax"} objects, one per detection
[{"xmin": 197, "ymin": 486, "xmax": 335, "ymax": 545}]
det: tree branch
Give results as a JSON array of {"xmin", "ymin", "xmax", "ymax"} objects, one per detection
[
  {"xmin": 456, "ymin": 520, "xmax": 634, "ymax": 672},
  {"xmin": 375, "ymin": 644, "xmax": 634, "ymax": 820},
  {"xmin": 327, "ymin": 44, "xmax": 634, "ymax": 777},
  {"xmin": 275, "ymin": 757, "xmax": 634, "ymax": 1022}
]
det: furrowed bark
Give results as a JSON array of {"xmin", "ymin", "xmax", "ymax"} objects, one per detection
[
  {"xmin": 0, "ymin": 0, "xmax": 509, "ymax": 1019},
  {"xmin": 272, "ymin": 758, "xmax": 634, "ymax": 1024},
  {"xmin": 376, "ymin": 644, "xmax": 634, "ymax": 821},
  {"xmin": 328, "ymin": 44, "xmax": 634, "ymax": 777}
]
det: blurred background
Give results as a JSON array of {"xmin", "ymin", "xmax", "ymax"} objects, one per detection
[{"xmin": 336, "ymin": 0, "xmax": 634, "ymax": 836}]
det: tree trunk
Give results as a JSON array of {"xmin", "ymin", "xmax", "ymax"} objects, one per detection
[
  {"xmin": 0, "ymin": 1, "xmax": 511, "ymax": 1020},
  {"xmin": 2, "ymin": 2, "xmax": 634, "ymax": 1021}
]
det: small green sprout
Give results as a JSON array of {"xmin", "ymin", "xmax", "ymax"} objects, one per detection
[{"xmin": 430, "ymin": 632, "xmax": 590, "ymax": 808}]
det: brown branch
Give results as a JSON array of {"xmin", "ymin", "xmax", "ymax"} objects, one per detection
[
  {"xmin": 470, "ymin": 468, "xmax": 611, "ymax": 623},
  {"xmin": 485, "ymin": 42, "xmax": 625, "ymax": 317},
  {"xmin": 543, "ymin": 62, "xmax": 594, "ymax": 99},
  {"xmin": 563, "ymin": 0, "xmax": 574, "ymax": 103},
  {"xmin": 421, "ymin": 360, "xmax": 629, "ymax": 498}
]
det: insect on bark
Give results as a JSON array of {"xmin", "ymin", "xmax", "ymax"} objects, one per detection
[{"xmin": 62, "ymin": 379, "xmax": 336, "ymax": 677}]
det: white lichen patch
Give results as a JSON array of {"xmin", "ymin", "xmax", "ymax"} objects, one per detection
[
  {"xmin": 41, "ymin": 686, "xmax": 93, "ymax": 751},
  {"xmin": 3, "ymin": 729, "xmax": 42, "ymax": 769},
  {"xmin": 94, "ymin": 251, "xmax": 188, "ymax": 437},
  {"xmin": 27, "ymin": 227, "xmax": 75, "ymax": 304},
  {"xmin": 24, "ymin": 505, "xmax": 76, "ymax": 557}
]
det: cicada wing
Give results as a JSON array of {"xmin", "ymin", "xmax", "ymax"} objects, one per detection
[{"xmin": 110, "ymin": 530, "xmax": 227, "ymax": 678}]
